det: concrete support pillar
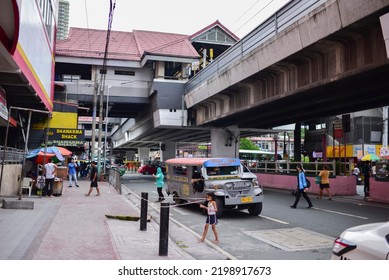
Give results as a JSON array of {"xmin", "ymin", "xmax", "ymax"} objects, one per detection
[
  {"xmin": 383, "ymin": 106, "xmax": 388, "ymax": 148},
  {"xmin": 126, "ymin": 150, "xmax": 136, "ymax": 161},
  {"xmin": 211, "ymin": 125, "xmax": 240, "ymax": 158},
  {"xmin": 294, "ymin": 122, "xmax": 302, "ymax": 162},
  {"xmin": 138, "ymin": 148, "xmax": 150, "ymax": 166},
  {"xmin": 161, "ymin": 142, "xmax": 176, "ymax": 161}
]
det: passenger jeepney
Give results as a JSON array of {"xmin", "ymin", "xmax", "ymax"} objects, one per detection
[{"xmin": 165, "ymin": 157, "xmax": 263, "ymax": 217}]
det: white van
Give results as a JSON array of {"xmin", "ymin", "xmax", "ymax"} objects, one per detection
[
  {"xmin": 165, "ymin": 158, "xmax": 263, "ymax": 217},
  {"xmin": 241, "ymin": 162, "xmax": 259, "ymax": 183}
]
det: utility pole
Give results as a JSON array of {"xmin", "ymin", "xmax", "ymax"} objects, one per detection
[
  {"xmin": 97, "ymin": 75, "xmax": 105, "ymax": 176},
  {"xmin": 103, "ymin": 86, "xmax": 110, "ymax": 172},
  {"xmin": 97, "ymin": 0, "xmax": 116, "ymax": 177},
  {"xmin": 91, "ymin": 72, "xmax": 98, "ymax": 161}
]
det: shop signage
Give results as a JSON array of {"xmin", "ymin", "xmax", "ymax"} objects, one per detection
[
  {"xmin": 48, "ymin": 128, "xmax": 85, "ymax": 147},
  {"xmin": 333, "ymin": 120, "xmax": 343, "ymax": 138},
  {"xmin": 312, "ymin": 151, "xmax": 323, "ymax": 158},
  {"xmin": 380, "ymin": 147, "xmax": 389, "ymax": 156},
  {"xmin": 0, "ymin": 87, "xmax": 8, "ymax": 121}
]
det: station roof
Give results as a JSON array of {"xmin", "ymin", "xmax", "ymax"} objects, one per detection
[{"xmin": 56, "ymin": 28, "xmax": 200, "ymax": 61}]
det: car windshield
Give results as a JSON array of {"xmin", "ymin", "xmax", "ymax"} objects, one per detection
[{"xmin": 206, "ymin": 166, "xmax": 239, "ymax": 176}]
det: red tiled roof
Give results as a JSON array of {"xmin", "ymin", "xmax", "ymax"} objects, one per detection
[
  {"xmin": 133, "ymin": 30, "xmax": 199, "ymax": 58},
  {"xmin": 56, "ymin": 28, "xmax": 199, "ymax": 61}
]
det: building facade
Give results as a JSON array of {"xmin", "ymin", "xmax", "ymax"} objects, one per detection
[
  {"xmin": 54, "ymin": 20, "xmax": 239, "ymax": 161},
  {"xmin": 57, "ymin": 0, "xmax": 70, "ymax": 40}
]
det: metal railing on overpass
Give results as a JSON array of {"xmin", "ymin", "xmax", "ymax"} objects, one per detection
[
  {"xmin": 249, "ymin": 161, "xmax": 337, "ymax": 177},
  {"xmin": 185, "ymin": 0, "xmax": 327, "ymax": 93}
]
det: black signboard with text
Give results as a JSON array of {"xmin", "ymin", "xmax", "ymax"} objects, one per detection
[{"xmin": 48, "ymin": 128, "xmax": 85, "ymax": 147}]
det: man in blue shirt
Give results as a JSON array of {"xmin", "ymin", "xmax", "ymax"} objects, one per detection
[{"xmin": 67, "ymin": 158, "xmax": 80, "ymax": 188}]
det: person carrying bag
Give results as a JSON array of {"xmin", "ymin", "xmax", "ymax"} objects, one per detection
[{"xmin": 290, "ymin": 164, "xmax": 313, "ymax": 209}]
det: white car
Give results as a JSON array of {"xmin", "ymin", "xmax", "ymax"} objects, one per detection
[{"xmin": 331, "ymin": 221, "xmax": 389, "ymax": 260}]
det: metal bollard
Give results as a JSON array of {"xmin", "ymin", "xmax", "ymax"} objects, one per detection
[
  {"xmin": 140, "ymin": 192, "xmax": 148, "ymax": 231},
  {"xmin": 159, "ymin": 202, "xmax": 170, "ymax": 256}
]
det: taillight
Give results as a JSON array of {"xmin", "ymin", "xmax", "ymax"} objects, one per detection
[{"xmin": 332, "ymin": 237, "xmax": 357, "ymax": 256}]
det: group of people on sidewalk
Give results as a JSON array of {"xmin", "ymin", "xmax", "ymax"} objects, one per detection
[{"xmin": 41, "ymin": 158, "xmax": 100, "ymax": 197}]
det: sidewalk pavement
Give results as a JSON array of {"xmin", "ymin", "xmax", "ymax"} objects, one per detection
[{"xmin": 0, "ymin": 178, "xmax": 196, "ymax": 260}]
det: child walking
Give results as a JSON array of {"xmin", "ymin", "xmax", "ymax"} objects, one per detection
[{"xmin": 199, "ymin": 192, "xmax": 219, "ymax": 243}]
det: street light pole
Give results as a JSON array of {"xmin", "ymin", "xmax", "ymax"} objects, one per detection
[
  {"xmin": 91, "ymin": 73, "xmax": 99, "ymax": 161},
  {"xmin": 97, "ymin": 78, "xmax": 105, "ymax": 177},
  {"xmin": 103, "ymin": 86, "xmax": 111, "ymax": 172}
]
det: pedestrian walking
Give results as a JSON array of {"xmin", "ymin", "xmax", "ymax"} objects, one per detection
[
  {"xmin": 290, "ymin": 164, "xmax": 313, "ymax": 209},
  {"xmin": 199, "ymin": 192, "xmax": 219, "ymax": 243},
  {"xmin": 80, "ymin": 161, "xmax": 87, "ymax": 178},
  {"xmin": 353, "ymin": 164, "xmax": 361, "ymax": 185},
  {"xmin": 85, "ymin": 161, "xmax": 100, "ymax": 196},
  {"xmin": 67, "ymin": 158, "xmax": 80, "ymax": 188},
  {"xmin": 371, "ymin": 164, "xmax": 376, "ymax": 178},
  {"xmin": 153, "ymin": 167, "xmax": 165, "ymax": 202},
  {"xmin": 44, "ymin": 158, "xmax": 57, "ymax": 197},
  {"xmin": 317, "ymin": 165, "xmax": 332, "ymax": 200}
]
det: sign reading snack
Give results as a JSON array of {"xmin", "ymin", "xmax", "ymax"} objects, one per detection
[{"xmin": 48, "ymin": 129, "xmax": 85, "ymax": 147}]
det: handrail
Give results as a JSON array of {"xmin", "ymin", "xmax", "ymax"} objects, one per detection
[
  {"xmin": 248, "ymin": 161, "xmax": 337, "ymax": 176},
  {"xmin": 108, "ymin": 167, "xmax": 122, "ymax": 194}
]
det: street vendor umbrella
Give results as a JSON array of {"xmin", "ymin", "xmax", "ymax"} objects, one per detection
[
  {"xmin": 361, "ymin": 154, "xmax": 381, "ymax": 161},
  {"xmin": 26, "ymin": 146, "xmax": 72, "ymax": 164}
]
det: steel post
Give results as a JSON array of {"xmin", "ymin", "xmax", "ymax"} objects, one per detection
[
  {"xmin": 159, "ymin": 202, "xmax": 170, "ymax": 256},
  {"xmin": 140, "ymin": 192, "xmax": 148, "ymax": 231}
]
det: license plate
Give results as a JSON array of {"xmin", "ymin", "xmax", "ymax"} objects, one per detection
[{"xmin": 241, "ymin": 196, "xmax": 253, "ymax": 203}]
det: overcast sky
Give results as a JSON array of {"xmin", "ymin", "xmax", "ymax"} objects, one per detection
[{"xmin": 67, "ymin": 0, "xmax": 290, "ymax": 39}]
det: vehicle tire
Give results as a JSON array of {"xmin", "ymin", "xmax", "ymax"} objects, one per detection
[
  {"xmin": 145, "ymin": 171, "xmax": 149, "ymax": 175},
  {"xmin": 248, "ymin": 202, "xmax": 263, "ymax": 216},
  {"xmin": 215, "ymin": 197, "xmax": 224, "ymax": 218}
]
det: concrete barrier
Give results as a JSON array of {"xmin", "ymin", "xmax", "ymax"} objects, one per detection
[
  {"xmin": 256, "ymin": 173, "xmax": 356, "ymax": 196},
  {"xmin": 2, "ymin": 199, "xmax": 34, "ymax": 209}
]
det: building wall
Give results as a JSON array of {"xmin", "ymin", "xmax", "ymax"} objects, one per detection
[
  {"xmin": 0, "ymin": 165, "xmax": 22, "ymax": 197},
  {"xmin": 257, "ymin": 173, "xmax": 356, "ymax": 196}
]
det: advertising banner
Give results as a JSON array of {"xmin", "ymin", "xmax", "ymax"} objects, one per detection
[{"xmin": 48, "ymin": 128, "xmax": 85, "ymax": 147}]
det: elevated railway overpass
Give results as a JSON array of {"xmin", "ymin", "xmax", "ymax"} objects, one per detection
[
  {"xmin": 108, "ymin": 0, "xmax": 389, "ymax": 159},
  {"xmin": 184, "ymin": 0, "xmax": 389, "ymax": 130}
]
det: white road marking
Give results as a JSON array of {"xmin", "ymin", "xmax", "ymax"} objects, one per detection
[{"xmin": 260, "ymin": 215, "xmax": 290, "ymax": 224}]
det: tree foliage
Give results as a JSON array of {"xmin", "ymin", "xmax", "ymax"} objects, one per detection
[{"xmin": 240, "ymin": 138, "xmax": 259, "ymax": 150}]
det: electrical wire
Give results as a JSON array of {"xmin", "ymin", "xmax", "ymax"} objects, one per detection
[
  {"xmin": 83, "ymin": 0, "xmax": 92, "ymax": 53},
  {"xmin": 233, "ymin": 0, "xmax": 275, "ymax": 34},
  {"xmin": 101, "ymin": 0, "xmax": 116, "ymax": 74},
  {"xmin": 231, "ymin": 0, "xmax": 261, "ymax": 26}
]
